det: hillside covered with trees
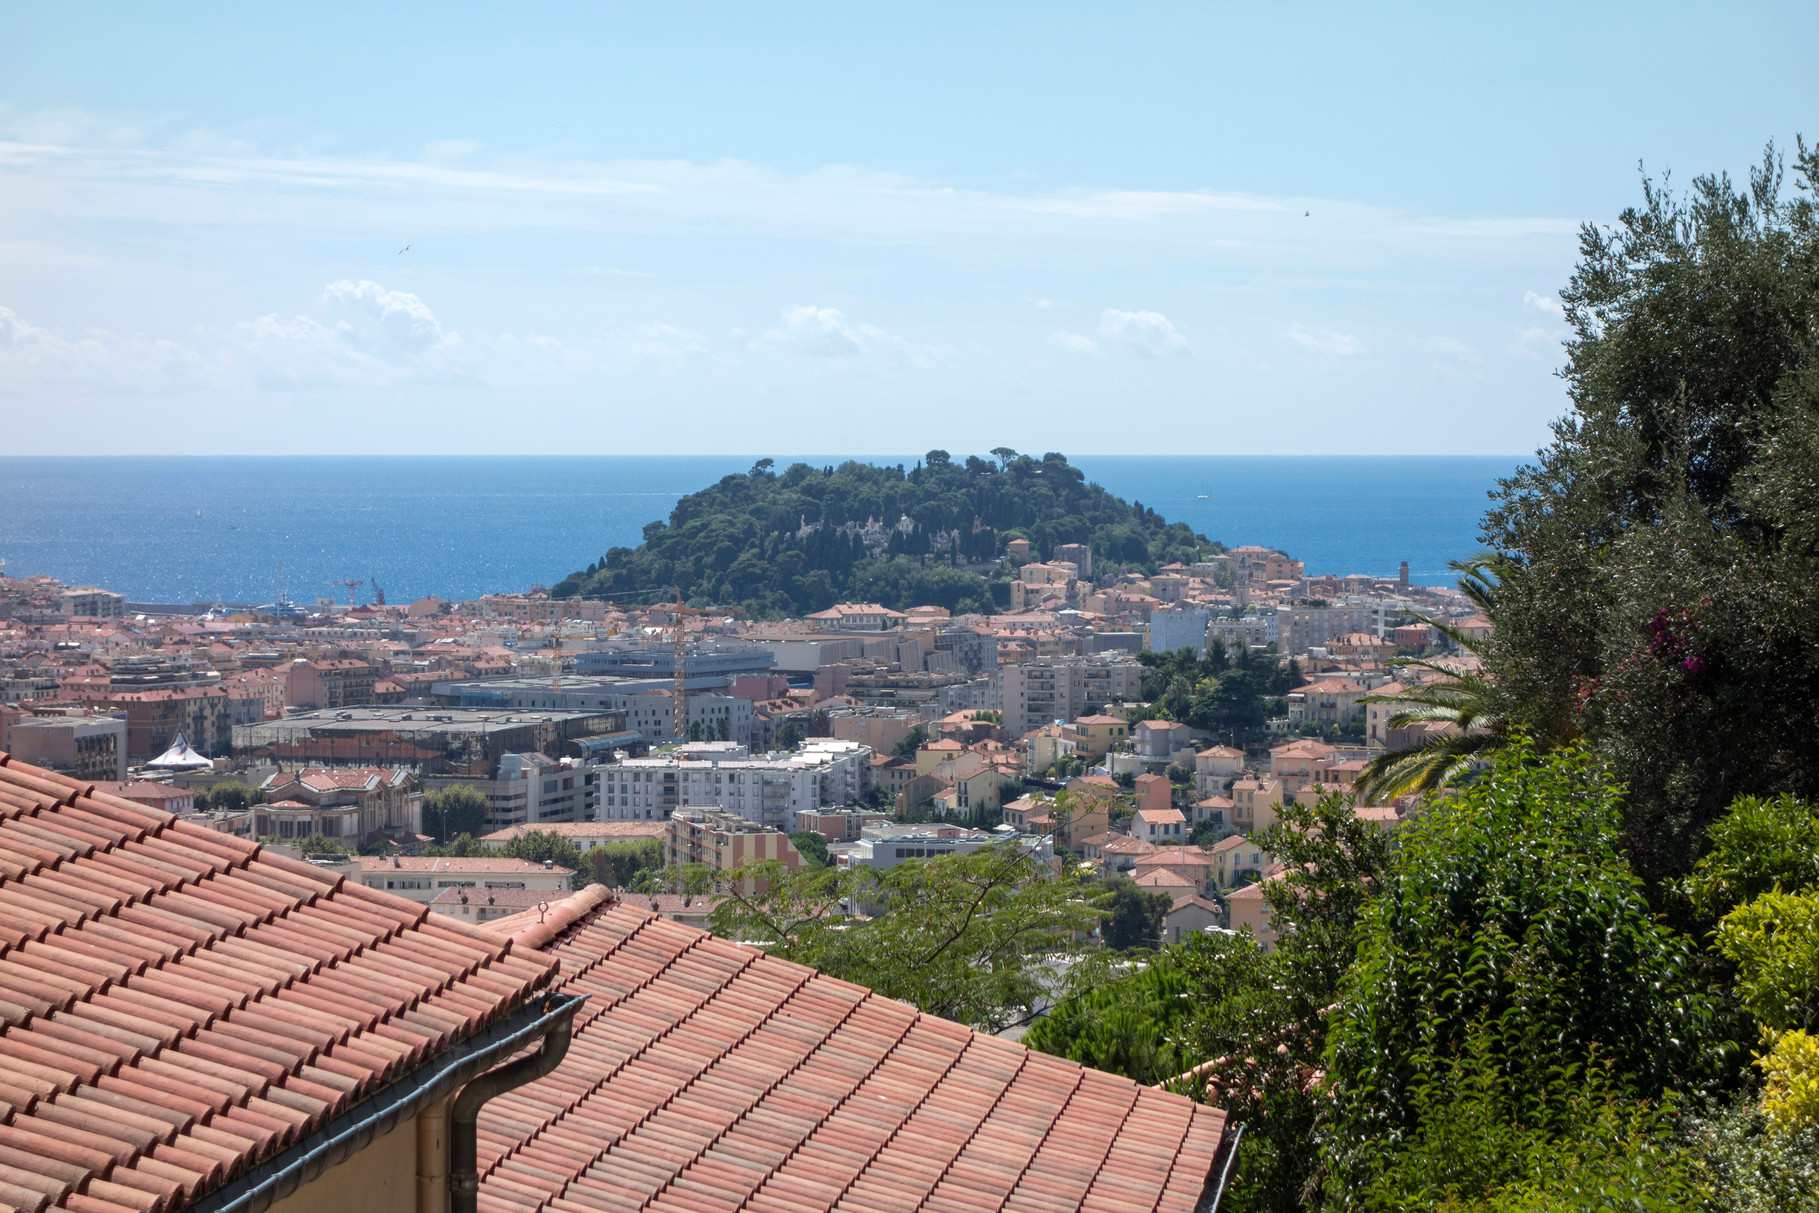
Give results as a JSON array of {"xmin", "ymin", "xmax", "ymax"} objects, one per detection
[{"xmin": 551, "ymin": 449, "xmax": 1223, "ymax": 616}]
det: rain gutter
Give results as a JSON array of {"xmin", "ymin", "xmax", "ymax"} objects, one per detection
[{"xmin": 188, "ymin": 991, "xmax": 587, "ymax": 1213}]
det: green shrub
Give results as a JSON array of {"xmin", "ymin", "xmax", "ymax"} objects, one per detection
[{"xmin": 1323, "ymin": 741, "xmax": 1722, "ymax": 1202}]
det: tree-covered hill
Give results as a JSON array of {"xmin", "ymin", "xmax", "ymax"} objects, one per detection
[{"xmin": 551, "ymin": 450, "xmax": 1224, "ymax": 617}]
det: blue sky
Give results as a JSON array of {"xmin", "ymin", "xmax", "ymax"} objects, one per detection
[{"xmin": 1, "ymin": 2, "xmax": 1812, "ymax": 455}]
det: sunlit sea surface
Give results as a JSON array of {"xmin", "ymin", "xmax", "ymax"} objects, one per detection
[{"xmin": 0, "ymin": 456, "xmax": 1521, "ymax": 605}]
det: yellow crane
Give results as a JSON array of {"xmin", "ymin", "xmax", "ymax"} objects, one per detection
[{"xmin": 664, "ymin": 589, "xmax": 743, "ymax": 744}]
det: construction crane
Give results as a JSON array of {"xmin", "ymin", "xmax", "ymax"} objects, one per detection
[
  {"xmin": 370, "ymin": 577, "xmax": 385, "ymax": 607},
  {"xmin": 326, "ymin": 579, "xmax": 364, "ymax": 607},
  {"xmin": 664, "ymin": 589, "xmax": 743, "ymax": 744},
  {"xmin": 551, "ymin": 618, "xmax": 602, "ymax": 696}
]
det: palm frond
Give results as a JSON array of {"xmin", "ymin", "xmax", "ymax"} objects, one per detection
[{"xmin": 1354, "ymin": 730, "xmax": 1505, "ymax": 803}]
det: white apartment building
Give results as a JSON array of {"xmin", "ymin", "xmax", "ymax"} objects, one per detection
[
  {"xmin": 997, "ymin": 656, "xmax": 1143, "ymax": 738},
  {"xmin": 1147, "ymin": 606, "xmax": 1212, "ymax": 657},
  {"xmin": 597, "ymin": 739, "xmax": 873, "ymax": 830}
]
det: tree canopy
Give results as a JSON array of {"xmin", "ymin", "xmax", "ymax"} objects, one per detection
[
  {"xmin": 1483, "ymin": 139, "xmax": 1819, "ymax": 882},
  {"xmin": 686, "ymin": 840, "xmax": 1104, "ymax": 1032},
  {"xmin": 422, "ymin": 785, "xmax": 490, "ymax": 844},
  {"xmin": 551, "ymin": 451, "xmax": 1226, "ymax": 616}
]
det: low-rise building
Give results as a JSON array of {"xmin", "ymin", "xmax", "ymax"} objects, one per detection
[
  {"xmin": 355, "ymin": 854, "xmax": 573, "ymax": 904},
  {"xmin": 1164, "ymin": 894, "xmax": 1224, "ymax": 943},
  {"xmin": 1270, "ymin": 739, "xmax": 1339, "ymax": 794},
  {"xmin": 1071, "ymin": 714, "xmax": 1130, "ymax": 758},
  {"xmin": 91, "ymin": 779, "xmax": 196, "ymax": 814},
  {"xmin": 259, "ymin": 766, "xmax": 419, "ymax": 841},
  {"xmin": 1194, "ymin": 745, "xmax": 1247, "ymax": 796},
  {"xmin": 1133, "ymin": 805, "xmax": 1187, "ymax": 843},
  {"xmin": 479, "ymin": 820, "xmax": 667, "ymax": 852},
  {"xmin": 840, "ymin": 824, "xmax": 1052, "ymax": 873},
  {"xmin": 1227, "ymin": 874, "xmax": 1282, "ymax": 950},
  {"xmin": 794, "ymin": 807, "xmax": 890, "ymax": 842},
  {"xmin": 1285, "ymin": 678, "xmax": 1369, "ymax": 727},
  {"xmin": 1231, "ymin": 777, "xmax": 1284, "ymax": 831},
  {"xmin": 1133, "ymin": 719, "xmax": 1197, "ymax": 763},
  {"xmin": 1209, "ymin": 834, "xmax": 1275, "ymax": 888},
  {"xmin": 4, "ymin": 711, "xmax": 127, "ymax": 781},
  {"xmin": 805, "ymin": 603, "xmax": 910, "ymax": 632},
  {"xmin": 1133, "ymin": 847, "xmax": 1218, "ymax": 896}
]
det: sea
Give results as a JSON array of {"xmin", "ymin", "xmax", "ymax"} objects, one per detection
[{"xmin": 0, "ymin": 456, "xmax": 1524, "ymax": 607}]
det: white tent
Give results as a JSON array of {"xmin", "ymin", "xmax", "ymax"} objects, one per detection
[{"xmin": 145, "ymin": 733, "xmax": 214, "ymax": 772}]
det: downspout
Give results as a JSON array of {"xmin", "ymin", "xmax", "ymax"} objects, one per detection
[{"xmin": 449, "ymin": 992, "xmax": 582, "ymax": 1213}]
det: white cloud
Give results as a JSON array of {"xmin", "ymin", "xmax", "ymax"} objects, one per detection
[
  {"xmin": 631, "ymin": 322, "xmax": 710, "ymax": 361},
  {"xmin": 1523, "ymin": 290, "xmax": 1564, "ymax": 317},
  {"xmin": 1511, "ymin": 326, "xmax": 1564, "ymax": 358},
  {"xmin": 1429, "ymin": 337, "xmax": 1480, "ymax": 363},
  {"xmin": 1283, "ymin": 322, "xmax": 1363, "ymax": 356},
  {"xmin": 770, "ymin": 305, "xmax": 863, "ymax": 356},
  {"xmin": 324, "ymin": 280, "xmax": 456, "ymax": 357},
  {"xmin": 237, "ymin": 280, "xmax": 466, "ymax": 385},
  {"xmin": 1096, "ymin": 309, "xmax": 1189, "ymax": 357},
  {"xmin": 763, "ymin": 305, "xmax": 917, "ymax": 363},
  {"xmin": 1051, "ymin": 331, "xmax": 1102, "ymax": 357},
  {"xmin": 0, "ymin": 304, "xmax": 208, "ymax": 391}
]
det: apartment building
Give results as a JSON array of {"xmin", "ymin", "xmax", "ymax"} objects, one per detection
[
  {"xmin": 598, "ymin": 738, "xmax": 873, "ymax": 829},
  {"xmin": 997, "ymin": 654, "xmax": 1143, "ymax": 737},
  {"xmin": 1148, "ymin": 606, "xmax": 1211, "ymax": 657},
  {"xmin": 58, "ymin": 586, "xmax": 125, "ymax": 617},
  {"xmin": 286, "ymin": 657, "xmax": 377, "ymax": 709},
  {"xmin": 665, "ymin": 807, "xmax": 805, "ymax": 892},
  {"xmin": 3, "ymin": 711, "xmax": 127, "ymax": 780}
]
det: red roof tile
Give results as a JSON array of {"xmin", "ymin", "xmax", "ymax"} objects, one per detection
[
  {"xmin": 477, "ymin": 894, "xmax": 1227, "ymax": 1213},
  {"xmin": 0, "ymin": 750, "xmax": 558, "ymax": 1211}
]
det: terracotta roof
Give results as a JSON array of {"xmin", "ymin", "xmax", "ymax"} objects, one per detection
[
  {"xmin": 477, "ymin": 895, "xmax": 1228, "ymax": 1213},
  {"xmin": 1135, "ymin": 849, "xmax": 1216, "ymax": 869},
  {"xmin": 1134, "ymin": 869, "xmax": 1198, "ymax": 890},
  {"xmin": 0, "ymin": 750, "xmax": 557, "ymax": 1210}
]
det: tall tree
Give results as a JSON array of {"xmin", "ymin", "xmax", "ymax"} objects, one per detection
[{"xmin": 1484, "ymin": 140, "xmax": 1819, "ymax": 881}]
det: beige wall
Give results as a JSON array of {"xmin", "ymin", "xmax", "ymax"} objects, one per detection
[{"xmin": 266, "ymin": 1100, "xmax": 445, "ymax": 1213}]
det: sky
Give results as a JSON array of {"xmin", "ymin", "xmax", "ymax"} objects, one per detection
[{"xmin": 0, "ymin": 2, "xmax": 1812, "ymax": 456}]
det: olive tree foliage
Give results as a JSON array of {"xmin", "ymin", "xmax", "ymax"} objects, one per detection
[
  {"xmin": 691, "ymin": 841, "xmax": 1104, "ymax": 1032},
  {"xmin": 1482, "ymin": 140, "xmax": 1819, "ymax": 883}
]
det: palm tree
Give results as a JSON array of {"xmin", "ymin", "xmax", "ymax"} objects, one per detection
[{"xmin": 1353, "ymin": 555, "xmax": 1527, "ymax": 804}]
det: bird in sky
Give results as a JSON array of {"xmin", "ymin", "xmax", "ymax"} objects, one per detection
[
  {"xmin": 398, "ymin": 244, "xmax": 411, "ymax": 254},
  {"xmin": 1304, "ymin": 211, "xmax": 1310, "ymax": 218}
]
